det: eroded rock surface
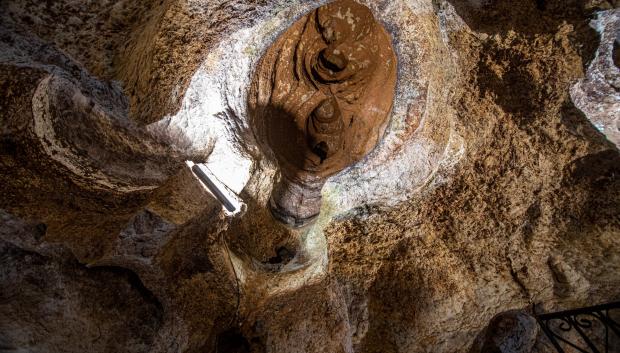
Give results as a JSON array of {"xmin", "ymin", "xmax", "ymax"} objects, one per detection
[
  {"xmin": 1, "ymin": 1, "xmax": 619, "ymax": 353},
  {"xmin": 249, "ymin": 0, "xmax": 397, "ymax": 227}
]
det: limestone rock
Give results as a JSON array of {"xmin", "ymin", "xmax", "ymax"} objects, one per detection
[
  {"xmin": 0, "ymin": 1, "xmax": 619, "ymax": 353},
  {"xmin": 249, "ymin": 0, "xmax": 397, "ymax": 227}
]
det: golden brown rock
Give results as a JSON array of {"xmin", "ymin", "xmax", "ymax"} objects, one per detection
[
  {"xmin": 249, "ymin": 0, "xmax": 397, "ymax": 227},
  {"xmin": 1, "ymin": 1, "xmax": 620, "ymax": 353}
]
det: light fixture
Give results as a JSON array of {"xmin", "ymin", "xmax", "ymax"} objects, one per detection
[{"xmin": 186, "ymin": 161, "xmax": 244, "ymax": 215}]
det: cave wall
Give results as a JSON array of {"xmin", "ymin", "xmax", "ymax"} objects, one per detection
[{"xmin": 1, "ymin": 1, "xmax": 619, "ymax": 353}]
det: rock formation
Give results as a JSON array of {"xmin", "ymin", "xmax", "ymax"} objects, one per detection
[
  {"xmin": 249, "ymin": 0, "xmax": 397, "ymax": 227},
  {"xmin": 1, "ymin": 1, "xmax": 619, "ymax": 353}
]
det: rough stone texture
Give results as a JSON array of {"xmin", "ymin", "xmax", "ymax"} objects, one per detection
[
  {"xmin": 1, "ymin": 1, "xmax": 619, "ymax": 353},
  {"xmin": 469, "ymin": 310, "xmax": 538, "ymax": 353},
  {"xmin": 0, "ymin": 211, "xmax": 163, "ymax": 353},
  {"xmin": 248, "ymin": 0, "xmax": 398, "ymax": 226},
  {"xmin": 0, "ymin": 0, "xmax": 275, "ymax": 125}
]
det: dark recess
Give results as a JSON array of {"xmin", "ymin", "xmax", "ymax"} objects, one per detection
[{"xmin": 216, "ymin": 328, "xmax": 250, "ymax": 353}]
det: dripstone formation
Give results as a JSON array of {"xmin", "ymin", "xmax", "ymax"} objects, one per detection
[
  {"xmin": 249, "ymin": 0, "xmax": 397, "ymax": 227},
  {"xmin": 1, "ymin": 0, "xmax": 619, "ymax": 352}
]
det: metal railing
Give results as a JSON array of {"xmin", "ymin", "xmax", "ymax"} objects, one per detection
[{"xmin": 536, "ymin": 301, "xmax": 620, "ymax": 353}]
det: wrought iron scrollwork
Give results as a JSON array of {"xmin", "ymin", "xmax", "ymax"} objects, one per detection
[{"xmin": 536, "ymin": 301, "xmax": 620, "ymax": 353}]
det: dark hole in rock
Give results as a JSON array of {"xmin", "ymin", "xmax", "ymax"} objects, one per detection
[
  {"xmin": 312, "ymin": 141, "xmax": 329, "ymax": 163},
  {"xmin": 171, "ymin": 252, "xmax": 214, "ymax": 280},
  {"xmin": 267, "ymin": 246, "xmax": 294, "ymax": 265},
  {"xmin": 0, "ymin": 138, "xmax": 18, "ymax": 156},
  {"xmin": 320, "ymin": 49, "xmax": 347, "ymax": 72},
  {"xmin": 0, "ymin": 339, "xmax": 16, "ymax": 350},
  {"xmin": 613, "ymin": 39, "xmax": 619, "ymax": 70},
  {"xmin": 216, "ymin": 328, "xmax": 250, "ymax": 353},
  {"xmin": 565, "ymin": 149, "xmax": 620, "ymax": 188},
  {"xmin": 34, "ymin": 222, "xmax": 47, "ymax": 239},
  {"xmin": 469, "ymin": 310, "xmax": 538, "ymax": 353},
  {"xmin": 536, "ymin": 0, "xmax": 546, "ymax": 11}
]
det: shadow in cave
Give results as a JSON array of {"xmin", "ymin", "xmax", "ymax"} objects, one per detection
[
  {"xmin": 560, "ymin": 145, "xmax": 620, "ymax": 232},
  {"xmin": 0, "ymin": 238, "xmax": 164, "ymax": 353},
  {"xmin": 215, "ymin": 328, "xmax": 251, "ymax": 353},
  {"xmin": 443, "ymin": 0, "xmax": 599, "ymax": 36},
  {"xmin": 339, "ymin": 229, "xmax": 445, "ymax": 353},
  {"xmin": 248, "ymin": 103, "xmax": 316, "ymax": 174},
  {"xmin": 226, "ymin": 101, "xmax": 312, "ymax": 266},
  {"xmin": 443, "ymin": 0, "xmax": 600, "ymax": 71},
  {"xmin": 475, "ymin": 44, "xmax": 541, "ymax": 127},
  {"xmin": 613, "ymin": 39, "xmax": 620, "ymax": 70},
  {"xmin": 445, "ymin": 0, "xmax": 603, "ymax": 132},
  {"xmin": 86, "ymin": 265, "xmax": 164, "ymax": 315}
]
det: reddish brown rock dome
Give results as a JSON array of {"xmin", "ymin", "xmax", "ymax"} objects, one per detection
[{"xmin": 249, "ymin": 0, "xmax": 397, "ymax": 227}]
